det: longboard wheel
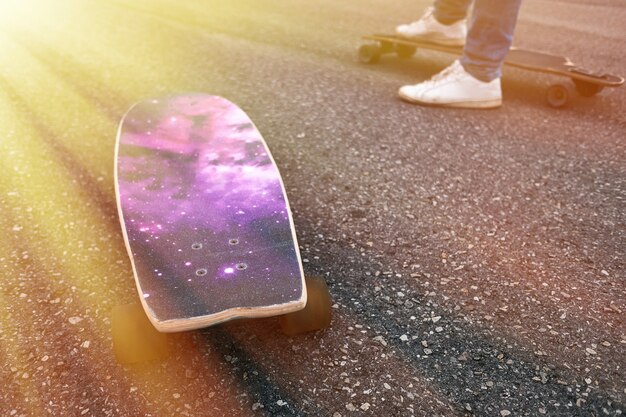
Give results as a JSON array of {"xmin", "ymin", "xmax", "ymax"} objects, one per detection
[
  {"xmin": 111, "ymin": 303, "xmax": 169, "ymax": 364},
  {"xmin": 358, "ymin": 44, "xmax": 381, "ymax": 64},
  {"xmin": 573, "ymin": 79, "xmax": 604, "ymax": 97},
  {"xmin": 546, "ymin": 83, "xmax": 572, "ymax": 108},
  {"xmin": 279, "ymin": 275, "xmax": 332, "ymax": 336}
]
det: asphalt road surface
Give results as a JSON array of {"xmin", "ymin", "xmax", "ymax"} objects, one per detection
[{"xmin": 0, "ymin": 0, "xmax": 624, "ymax": 416}]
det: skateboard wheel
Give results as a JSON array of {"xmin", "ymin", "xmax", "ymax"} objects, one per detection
[
  {"xmin": 279, "ymin": 275, "xmax": 332, "ymax": 335},
  {"xmin": 111, "ymin": 303, "xmax": 169, "ymax": 364},
  {"xmin": 546, "ymin": 83, "xmax": 571, "ymax": 108},
  {"xmin": 573, "ymin": 79, "xmax": 603, "ymax": 97},
  {"xmin": 358, "ymin": 44, "xmax": 381, "ymax": 64},
  {"xmin": 396, "ymin": 44, "xmax": 416, "ymax": 59}
]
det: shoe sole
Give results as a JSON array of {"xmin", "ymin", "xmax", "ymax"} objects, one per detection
[{"xmin": 398, "ymin": 90, "xmax": 502, "ymax": 109}]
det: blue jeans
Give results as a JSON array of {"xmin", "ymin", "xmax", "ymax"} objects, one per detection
[{"xmin": 434, "ymin": 0, "xmax": 523, "ymax": 82}]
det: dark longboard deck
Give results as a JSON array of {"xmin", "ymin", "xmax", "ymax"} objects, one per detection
[
  {"xmin": 361, "ymin": 34, "xmax": 624, "ymax": 87},
  {"xmin": 115, "ymin": 94, "xmax": 305, "ymax": 332}
]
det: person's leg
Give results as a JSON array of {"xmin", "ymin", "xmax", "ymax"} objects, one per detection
[
  {"xmin": 397, "ymin": 0, "xmax": 524, "ymax": 108},
  {"xmin": 460, "ymin": 0, "xmax": 523, "ymax": 82},
  {"xmin": 434, "ymin": 0, "xmax": 473, "ymax": 24}
]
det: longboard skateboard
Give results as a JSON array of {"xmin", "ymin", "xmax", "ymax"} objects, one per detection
[
  {"xmin": 112, "ymin": 94, "xmax": 331, "ymax": 363},
  {"xmin": 359, "ymin": 34, "xmax": 624, "ymax": 108}
]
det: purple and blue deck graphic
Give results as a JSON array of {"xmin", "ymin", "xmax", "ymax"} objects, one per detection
[{"xmin": 115, "ymin": 94, "xmax": 305, "ymax": 331}]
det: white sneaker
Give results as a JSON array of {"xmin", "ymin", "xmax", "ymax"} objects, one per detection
[
  {"xmin": 398, "ymin": 60, "xmax": 502, "ymax": 109},
  {"xmin": 395, "ymin": 7, "xmax": 467, "ymax": 46}
]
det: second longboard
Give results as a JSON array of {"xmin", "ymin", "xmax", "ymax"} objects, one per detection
[{"xmin": 359, "ymin": 34, "xmax": 624, "ymax": 107}]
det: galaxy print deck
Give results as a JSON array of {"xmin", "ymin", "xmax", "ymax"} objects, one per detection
[{"xmin": 115, "ymin": 94, "xmax": 306, "ymax": 332}]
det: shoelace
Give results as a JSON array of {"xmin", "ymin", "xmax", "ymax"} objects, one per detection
[
  {"xmin": 421, "ymin": 7, "xmax": 435, "ymax": 20},
  {"xmin": 421, "ymin": 62, "xmax": 464, "ymax": 87}
]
